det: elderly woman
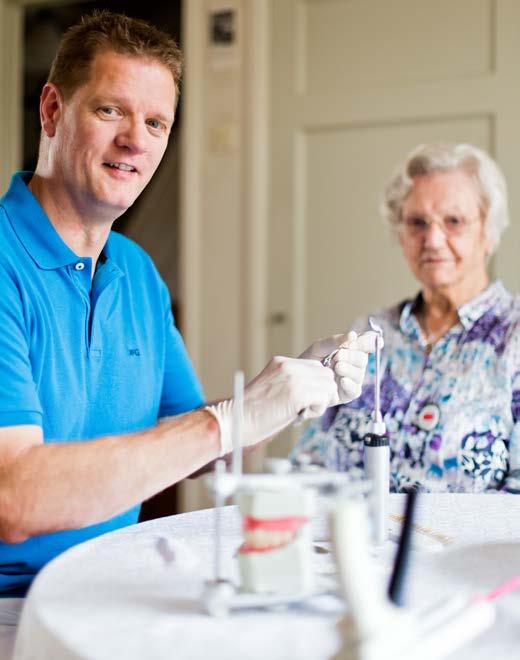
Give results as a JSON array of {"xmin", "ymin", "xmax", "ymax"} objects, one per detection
[{"xmin": 294, "ymin": 143, "xmax": 520, "ymax": 493}]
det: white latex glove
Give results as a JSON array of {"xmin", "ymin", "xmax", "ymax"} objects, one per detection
[
  {"xmin": 206, "ymin": 356, "xmax": 340, "ymax": 455},
  {"xmin": 299, "ymin": 330, "xmax": 380, "ymax": 404}
]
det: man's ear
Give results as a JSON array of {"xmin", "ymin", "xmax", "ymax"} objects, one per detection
[{"xmin": 40, "ymin": 83, "xmax": 63, "ymax": 138}]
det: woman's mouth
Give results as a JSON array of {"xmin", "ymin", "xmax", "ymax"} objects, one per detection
[{"xmin": 421, "ymin": 257, "xmax": 452, "ymax": 265}]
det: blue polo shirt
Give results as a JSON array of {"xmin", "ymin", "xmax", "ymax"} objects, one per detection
[{"xmin": 0, "ymin": 172, "xmax": 204, "ymax": 596}]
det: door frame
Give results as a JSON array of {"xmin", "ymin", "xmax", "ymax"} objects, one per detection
[{"xmin": 0, "ymin": 0, "xmax": 93, "ymax": 192}]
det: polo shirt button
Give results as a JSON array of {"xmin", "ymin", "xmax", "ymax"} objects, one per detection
[{"xmin": 75, "ymin": 262, "xmax": 85, "ymax": 271}]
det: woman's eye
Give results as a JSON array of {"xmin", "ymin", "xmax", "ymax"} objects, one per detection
[
  {"xmin": 446, "ymin": 216, "xmax": 463, "ymax": 227},
  {"xmin": 408, "ymin": 217, "xmax": 427, "ymax": 228}
]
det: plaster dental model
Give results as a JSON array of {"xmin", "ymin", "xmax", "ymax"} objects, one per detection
[
  {"xmin": 236, "ymin": 479, "xmax": 314, "ymax": 594},
  {"xmin": 202, "ymin": 454, "xmax": 367, "ymax": 616},
  {"xmin": 202, "ymin": 371, "xmax": 368, "ymax": 616},
  {"xmin": 232, "ymin": 369, "xmax": 315, "ymax": 595}
]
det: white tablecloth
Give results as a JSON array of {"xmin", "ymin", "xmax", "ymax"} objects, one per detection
[{"xmin": 10, "ymin": 494, "xmax": 520, "ymax": 660}]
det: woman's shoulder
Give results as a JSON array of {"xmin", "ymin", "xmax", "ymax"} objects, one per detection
[
  {"xmin": 487, "ymin": 282, "xmax": 520, "ymax": 328},
  {"xmin": 506, "ymin": 291, "xmax": 520, "ymax": 319},
  {"xmin": 503, "ymin": 293, "xmax": 520, "ymax": 346},
  {"xmin": 468, "ymin": 282, "xmax": 520, "ymax": 357}
]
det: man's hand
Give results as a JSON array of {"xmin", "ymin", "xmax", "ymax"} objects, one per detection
[
  {"xmin": 300, "ymin": 330, "xmax": 379, "ymax": 404},
  {"xmin": 206, "ymin": 356, "xmax": 340, "ymax": 455}
]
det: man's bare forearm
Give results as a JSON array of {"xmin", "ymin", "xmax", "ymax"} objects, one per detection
[
  {"xmin": 0, "ymin": 410, "xmax": 220, "ymax": 543},
  {"xmin": 187, "ymin": 435, "xmax": 274, "ymax": 479}
]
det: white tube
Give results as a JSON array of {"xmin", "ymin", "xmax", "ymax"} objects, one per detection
[
  {"xmin": 364, "ymin": 436, "xmax": 390, "ymax": 545},
  {"xmin": 332, "ymin": 497, "xmax": 396, "ymax": 641}
]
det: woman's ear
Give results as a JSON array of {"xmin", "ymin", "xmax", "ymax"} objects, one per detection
[{"xmin": 482, "ymin": 221, "xmax": 495, "ymax": 258}]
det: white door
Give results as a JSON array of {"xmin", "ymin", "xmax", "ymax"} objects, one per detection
[{"xmin": 267, "ymin": 0, "xmax": 520, "ymax": 456}]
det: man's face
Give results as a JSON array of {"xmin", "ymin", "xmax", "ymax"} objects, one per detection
[{"xmin": 50, "ymin": 51, "xmax": 176, "ymax": 219}]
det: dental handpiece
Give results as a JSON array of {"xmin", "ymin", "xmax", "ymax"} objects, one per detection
[{"xmin": 364, "ymin": 318, "xmax": 389, "ymax": 545}]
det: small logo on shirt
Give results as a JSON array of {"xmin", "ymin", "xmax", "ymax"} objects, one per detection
[{"xmin": 129, "ymin": 348, "xmax": 141, "ymax": 357}]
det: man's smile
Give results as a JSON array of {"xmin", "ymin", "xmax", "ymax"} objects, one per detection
[{"xmin": 103, "ymin": 161, "xmax": 138, "ymax": 173}]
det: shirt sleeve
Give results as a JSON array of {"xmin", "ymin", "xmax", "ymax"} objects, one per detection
[
  {"xmin": 0, "ymin": 266, "xmax": 43, "ymax": 427},
  {"xmin": 158, "ymin": 283, "xmax": 204, "ymax": 417}
]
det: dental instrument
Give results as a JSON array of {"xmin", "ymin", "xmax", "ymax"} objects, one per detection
[{"xmin": 363, "ymin": 317, "xmax": 389, "ymax": 545}]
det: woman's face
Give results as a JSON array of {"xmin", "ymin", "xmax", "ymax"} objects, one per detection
[{"xmin": 398, "ymin": 170, "xmax": 491, "ymax": 294}]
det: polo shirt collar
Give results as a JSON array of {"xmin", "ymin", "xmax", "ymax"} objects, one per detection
[
  {"xmin": 398, "ymin": 280, "xmax": 507, "ymax": 336},
  {"xmin": 2, "ymin": 172, "xmax": 87, "ymax": 270},
  {"xmin": 96, "ymin": 235, "xmax": 124, "ymax": 281}
]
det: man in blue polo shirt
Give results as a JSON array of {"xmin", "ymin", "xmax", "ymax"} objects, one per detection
[{"xmin": 0, "ymin": 10, "xmax": 374, "ymax": 625}]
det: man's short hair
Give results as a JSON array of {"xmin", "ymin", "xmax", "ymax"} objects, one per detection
[{"xmin": 48, "ymin": 10, "xmax": 183, "ymax": 103}]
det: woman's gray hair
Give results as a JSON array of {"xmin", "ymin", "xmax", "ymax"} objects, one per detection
[{"xmin": 381, "ymin": 143, "xmax": 509, "ymax": 253}]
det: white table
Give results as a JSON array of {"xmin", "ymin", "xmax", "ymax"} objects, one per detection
[{"xmin": 11, "ymin": 494, "xmax": 520, "ymax": 660}]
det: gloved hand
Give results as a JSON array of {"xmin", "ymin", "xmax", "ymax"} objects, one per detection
[
  {"xmin": 206, "ymin": 356, "xmax": 340, "ymax": 456},
  {"xmin": 299, "ymin": 330, "xmax": 379, "ymax": 404}
]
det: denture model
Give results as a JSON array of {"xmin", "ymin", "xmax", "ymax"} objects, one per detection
[{"xmin": 235, "ymin": 487, "xmax": 315, "ymax": 595}]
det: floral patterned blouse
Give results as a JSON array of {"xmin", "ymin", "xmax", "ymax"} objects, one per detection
[{"xmin": 293, "ymin": 281, "xmax": 520, "ymax": 493}]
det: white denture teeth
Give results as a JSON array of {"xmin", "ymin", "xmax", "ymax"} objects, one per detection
[{"xmin": 243, "ymin": 528, "xmax": 295, "ymax": 551}]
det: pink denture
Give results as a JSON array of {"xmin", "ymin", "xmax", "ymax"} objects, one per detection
[{"xmin": 242, "ymin": 515, "xmax": 309, "ymax": 533}]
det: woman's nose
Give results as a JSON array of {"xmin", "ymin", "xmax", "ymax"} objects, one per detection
[{"xmin": 423, "ymin": 221, "xmax": 447, "ymax": 247}]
